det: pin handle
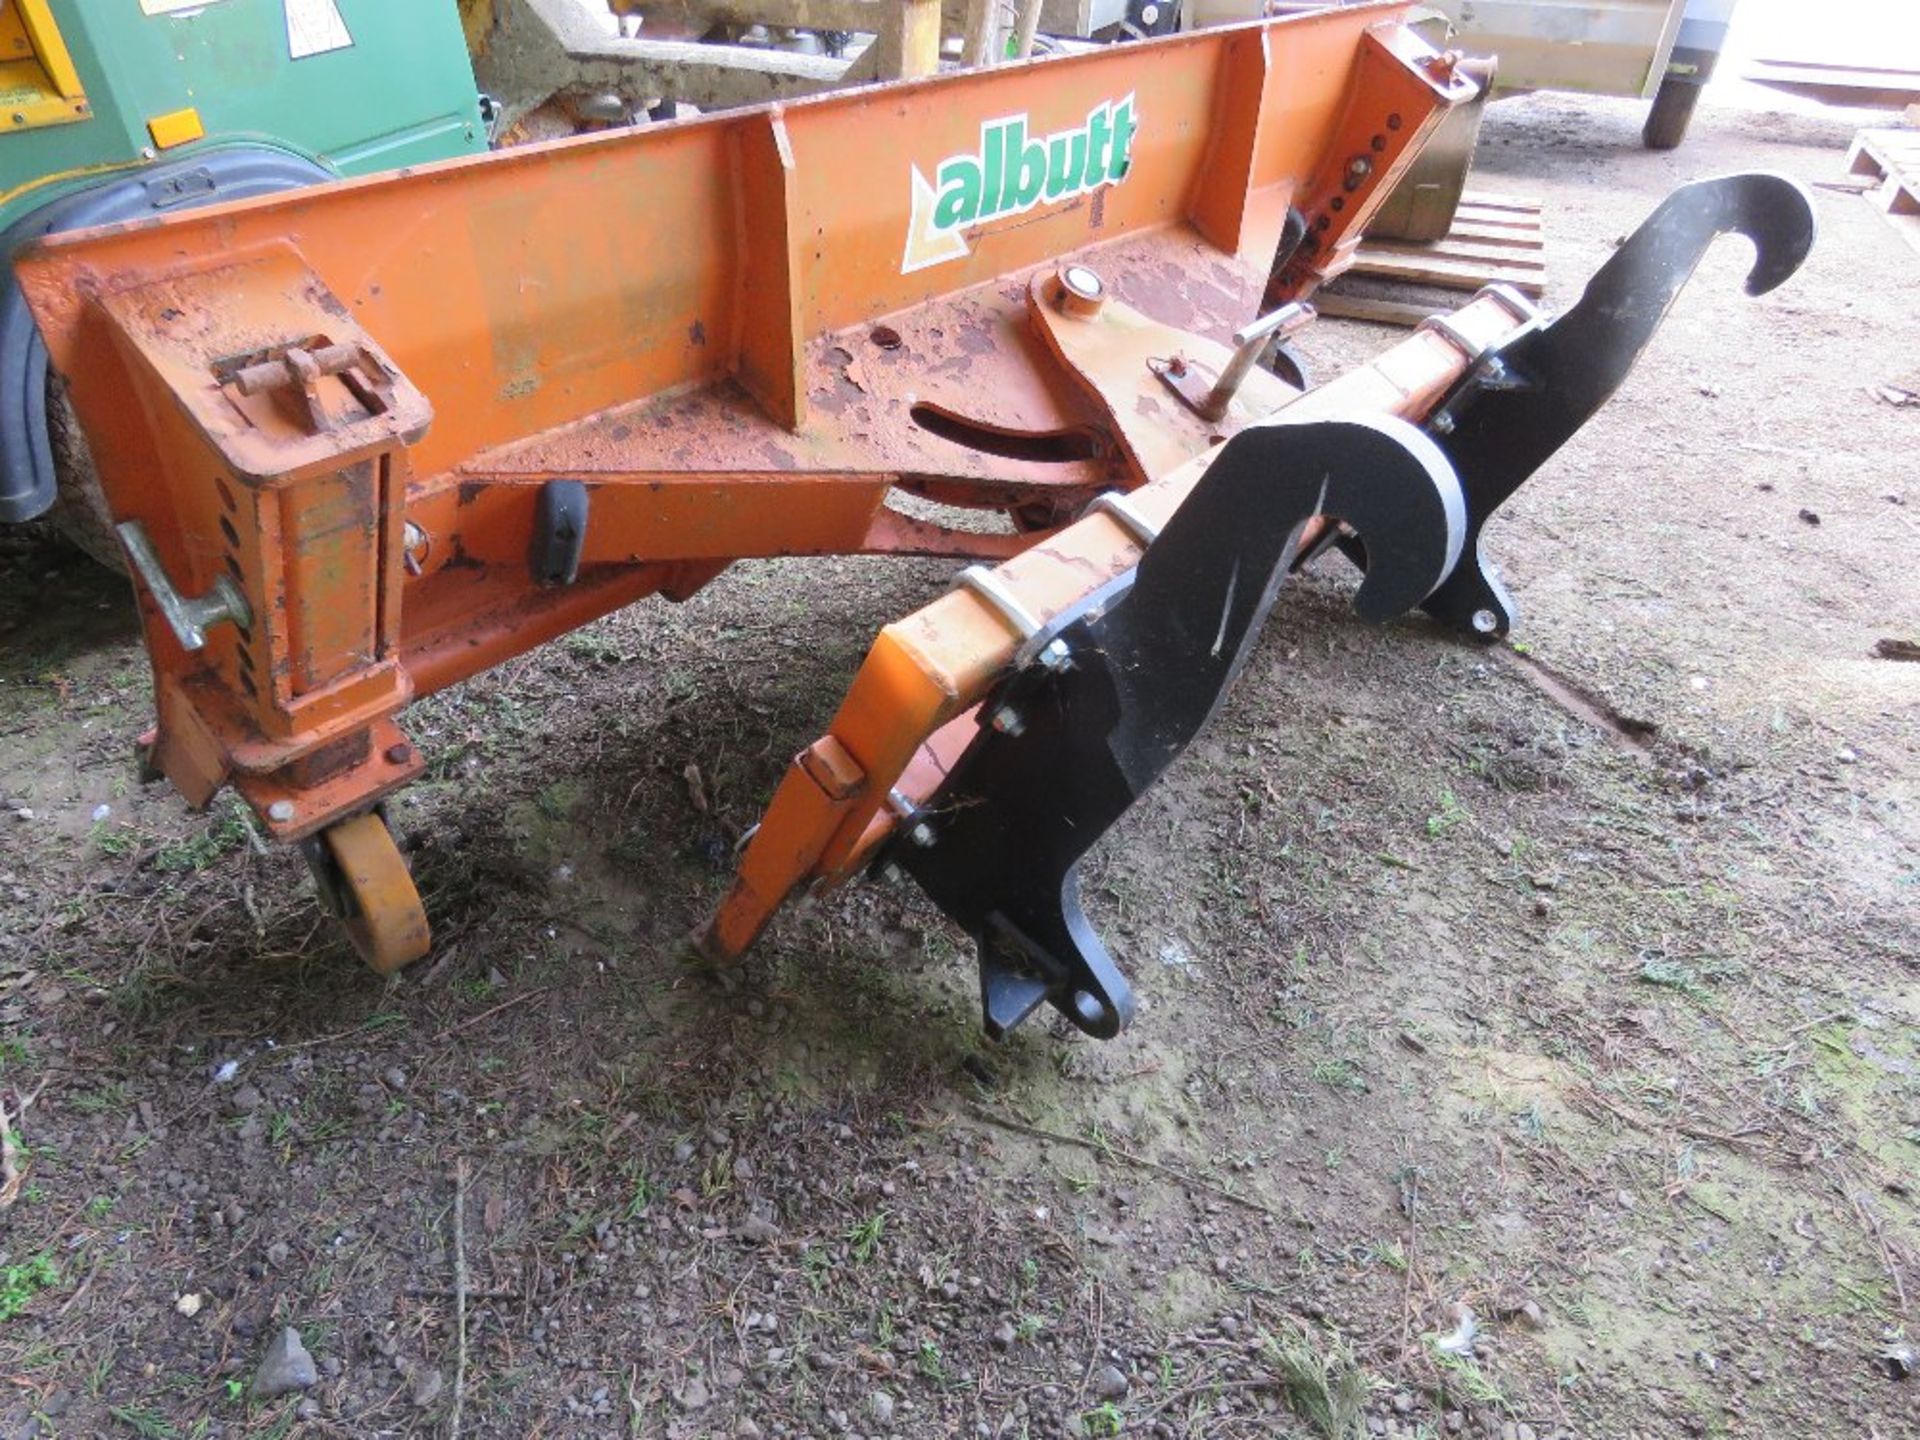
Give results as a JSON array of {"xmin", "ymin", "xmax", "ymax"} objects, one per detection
[{"xmin": 117, "ymin": 520, "xmax": 251, "ymax": 652}]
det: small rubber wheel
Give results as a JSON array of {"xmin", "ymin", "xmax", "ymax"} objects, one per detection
[
  {"xmin": 1643, "ymin": 75, "xmax": 1703, "ymax": 151},
  {"xmin": 306, "ymin": 812, "xmax": 431, "ymax": 974}
]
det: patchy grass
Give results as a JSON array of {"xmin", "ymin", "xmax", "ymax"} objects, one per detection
[
  {"xmin": 67, "ymin": 1081, "xmax": 130, "ymax": 1115},
  {"xmin": 1260, "ymin": 1322, "xmax": 1373, "ymax": 1440},
  {"xmin": 1635, "ymin": 954, "xmax": 1717, "ymax": 1003},
  {"xmin": 0, "ymin": 1036, "xmax": 31, "ymax": 1074},
  {"xmin": 1429, "ymin": 1346, "xmax": 1507, "ymax": 1411},
  {"xmin": 845, "ymin": 1211, "xmax": 886, "ymax": 1264},
  {"xmin": 1310, "ymin": 1057, "xmax": 1369, "ymax": 1094},
  {"xmin": 0, "ymin": 1253, "xmax": 59, "ymax": 1322},
  {"xmin": 107, "ymin": 1404, "xmax": 178, "ymax": 1439},
  {"xmin": 1424, "ymin": 788, "xmax": 1469, "ymax": 839},
  {"xmin": 151, "ymin": 798, "xmax": 255, "ymax": 874}
]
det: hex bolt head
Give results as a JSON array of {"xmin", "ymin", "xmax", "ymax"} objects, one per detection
[
  {"xmin": 907, "ymin": 822, "xmax": 937, "ymax": 849},
  {"xmin": 1037, "ymin": 639, "xmax": 1073, "ymax": 673},
  {"xmin": 266, "ymin": 801, "xmax": 296, "ymax": 824},
  {"xmin": 991, "ymin": 706, "xmax": 1027, "ymax": 737}
]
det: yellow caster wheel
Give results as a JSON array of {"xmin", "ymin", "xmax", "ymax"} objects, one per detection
[{"xmin": 303, "ymin": 811, "xmax": 431, "ymax": 974}]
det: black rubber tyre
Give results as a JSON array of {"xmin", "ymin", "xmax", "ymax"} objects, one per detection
[
  {"xmin": 1643, "ymin": 75, "xmax": 1704, "ymax": 151},
  {"xmin": 44, "ymin": 374, "xmax": 123, "ymax": 571},
  {"xmin": 1263, "ymin": 340, "xmax": 1311, "ymax": 392}
]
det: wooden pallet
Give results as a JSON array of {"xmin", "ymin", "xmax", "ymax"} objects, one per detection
[
  {"xmin": 1314, "ymin": 192, "xmax": 1547, "ymax": 327},
  {"xmin": 1847, "ymin": 128, "xmax": 1920, "ymax": 258}
]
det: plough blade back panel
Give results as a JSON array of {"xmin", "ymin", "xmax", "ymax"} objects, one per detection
[{"xmin": 20, "ymin": 4, "xmax": 1461, "ymax": 481}]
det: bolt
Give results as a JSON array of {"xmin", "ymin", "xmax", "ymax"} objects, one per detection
[
  {"xmin": 1037, "ymin": 639, "xmax": 1072, "ymax": 673},
  {"xmin": 1062, "ymin": 265, "xmax": 1102, "ymax": 299},
  {"xmin": 384, "ymin": 743, "xmax": 414, "ymax": 765},
  {"xmin": 266, "ymin": 800, "xmax": 296, "ymax": 824},
  {"xmin": 1057, "ymin": 264, "xmax": 1106, "ymax": 318},
  {"xmin": 1428, "ymin": 411, "xmax": 1455, "ymax": 436},
  {"xmin": 880, "ymin": 862, "xmax": 903, "ymax": 883},
  {"xmin": 991, "ymin": 706, "xmax": 1026, "ymax": 737},
  {"xmin": 1470, "ymin": 609, "xmax": 1500, "ymax": 635},
  {"xmin": 907, "ymin": 822, "xmax": 936, "ymax": 849}
]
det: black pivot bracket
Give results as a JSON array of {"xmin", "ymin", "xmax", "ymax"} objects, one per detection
[
  {"xmin": 888, "ymin": 416, "xmax": 1467, "ymax": 1040},
  {"xmin": 1405, "ymin": 172, "xmax": 1817, "ymax": 638},
  {"xmin": 530, "ymin": 478, "xmax": 589, "ymax": 585}
]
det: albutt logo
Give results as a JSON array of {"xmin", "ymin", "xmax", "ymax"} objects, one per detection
[{"xmin": 902, "ymin": 95, "xmax": 1139, "ymax": 274}]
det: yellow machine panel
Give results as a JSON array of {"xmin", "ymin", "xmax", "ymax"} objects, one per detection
[{"xmin": 0, "ymin": 0, "xmax": 90, "ymax": 133}]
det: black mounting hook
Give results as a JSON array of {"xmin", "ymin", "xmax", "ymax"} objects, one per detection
[{"xmin": 1414, "ymin": 171, "xmax": 1818, "ymax": 638}]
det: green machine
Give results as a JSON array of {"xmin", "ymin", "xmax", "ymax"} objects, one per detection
[{"xmin": 0, "ymin": 0, "xmax": 488, "ymax": 534}]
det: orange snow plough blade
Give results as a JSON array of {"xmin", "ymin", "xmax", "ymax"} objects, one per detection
[{"xmin": 13, "ymin": 6, "xmax": 1813, "ymax": 1033}]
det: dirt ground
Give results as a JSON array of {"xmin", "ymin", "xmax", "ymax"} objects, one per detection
[{"xmin": 2, "ymin": 86, "xmax": 1917, "ymax": 1440}]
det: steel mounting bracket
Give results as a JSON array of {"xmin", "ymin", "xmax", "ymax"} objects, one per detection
[{"xmin": 887, "ymin": 415, "xmax": 1468, "ymax": 1039}]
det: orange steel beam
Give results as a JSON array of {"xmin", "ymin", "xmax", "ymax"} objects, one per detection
[{"xmin": 14, "ymin": 6, "xmax": 1472, "ymax": 863}]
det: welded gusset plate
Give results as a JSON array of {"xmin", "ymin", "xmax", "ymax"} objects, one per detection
[
  {"xmin": 892, "ymin": 416, "xmax": 1466, "ymax": 1040},
  {"xmin": 1416, "ymin": 172, "xmax": 1817, "ymax": 638}
]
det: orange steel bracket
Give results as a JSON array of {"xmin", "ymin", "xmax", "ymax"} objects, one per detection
[
  {"xmin": 734, "ymin": 110, "xmax": 809, "ymax": 430},
  {"xmin": 1024, "ymin": 269, "xmax": 1299, "ymax": 480},
  {"xmin": 89, "ymin": 247, "xmax": 430, "ymax": 841},
  {"xmin": 1266, "ymin": 28, "xmax": 1477, "ymax": 302}
]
